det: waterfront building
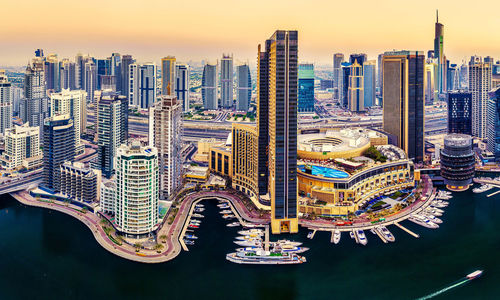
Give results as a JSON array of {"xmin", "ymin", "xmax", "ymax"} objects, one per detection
[
  {"xmin": 120, "ymin": 55, "xmax": 134, "ymax": 97},
  {"xmin": 175, "ymin": 64, "xmax": 190, "ymax": 112},
  {"xmin": 59, "ymin": 161, "xmax": 100, "ymax": 203},
  {"xmin": 202, "ymin": 62, "xmax": 218, "ymax": 110},
  {"xmin": 363, "ymin": 60, "xmax": 376, "ymax": 108},
  {"xmin": 469, "ymin": 56, "xmax": 492, "ymax": 138},
  {"xmin": 96, "ymin": 91, "xmax": 128, "ymax": 178},
  {"xmin": 434, "ymin": 11, "xmax": 445, "ymax": 94},
  {"xmin": 50, "ymin": 89, "xmax": 87, "ymax": 155},
  {"xmin": 348, "ymin": 59, "xmax": 364, "ymax": 112},
  {"xmin": 260, "ymin": 30, "xmax": 298, "ymax": 234},
  {"xmin": 333, "ymin": 53, "xmax": 344, "ymax": 99},
  {"xmin": 209, "ymin": 144, "xmax": 232, "ymax": 178},
  {"xmin": 42, "ymin": 115, "xmax": 76, "ymax": 191},
  {"xmin": 440, "ymin": 134, "xmax": 474, "ymax": 191},
  {"xmin": 231, "ymin": 123, "xmax": 258, "ymax": 203},
  {"xmin": 448, "ymin": 91, "xmax": 472, "ymax": 135},
  {"xmin": 100, "ymin": 180, "xmax": 116, "ymax": 214},
  {"xmin": 149, "ymin": 96, "xmax": 183, "ymax": 200},
  {"xmin": 221, "ymin": 54, "xmax": 233, "ymax": 108},
  {"xmin": 129, "ymin": 63, "xmax": 157, "ymax": 109},
  {"xmin": 486, "ymin": 87, "xmax": 500, "ymax": 159},
  {"xmin": 0, "ymin": 70, "xmax": 12, "ymax": 135},
  {"xmin": 236, "ymin": 64, "xmax": 251, "ymax": 111},
  {"xmin": 0, "ymin": 123, "xmax": 42, "ymax": 170},
  {"xmin": 84, "ymin": 61, "xmax": 98, "ymax": 102},
  {"xmin": 114, "ymin": 141, "xmax": 159, "ymax": 237},
  {"xmin": 382, "ymin": 51, "xmax": 425, "ymax": 163},
  {"xmin": 298, "ymin": 64, "xmax": 315, "ymax": 112},
  {"xmin": 20, "ymin": 58, "xmax": 48, "ymax": 128},
  {"xmin": 161, "ymin": 56, "xmax": 176, "ymax": 96}
]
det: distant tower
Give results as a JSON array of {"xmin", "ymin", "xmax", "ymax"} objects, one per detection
[
  {"xmin": 363, "ymin": 60, "xmax": 376, "ymax": 108},
  {"xmin": 161, "ymin": 56, "xmax": 176, "ymax": 96},
  {"xmin": 175, "ymin": 64, "xmax": 190, "ymax": 112},
  {"xmin": 121, "ymin": 55, "xmax": 134, "ymax": 97},
  {"xmin": 221, "ymin": 54, "xmax": 234, "ymax": 108},
  {"xmin": 129, "ymin": 63, "xmax": 157, "ymax": 109},
  {"xmin": 84, "ymin": 61, "xmax": 97, "ymax": 102},
  {"xmin": 348, "ymin": 59, "xmax": 364, "ymax": 112},
  {"xmin": 0, "ymin": 70, "xmax": 12, "ymax": 135},
  {"xmin": 21, "ymin": 57, "xmax": 48, "ymax": 128},
  {"xmin": 298, "ymin": 64, "xmax": 315, "ymax": 112},
  {"xmin": 434, "ymin": 10, "xmax": 445, "ymax": 94},
  {"xmin": 202, "ymin": 62, "xmax": 218, "ymax": 110},
  {"xmin": 236, "ymin": 64, "xmax": 251, "ymax": 111},
  {"xmin": 333, "ymin": 53, "xmax": 344, "ymax": 100}
]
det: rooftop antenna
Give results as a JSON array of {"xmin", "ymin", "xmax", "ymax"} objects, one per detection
[{"xmin": 436, "ymin": 9, "xmax": 439, "ymax": 23}]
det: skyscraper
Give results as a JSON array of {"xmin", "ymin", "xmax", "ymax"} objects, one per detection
[
  {"xmin": 110, "ymin": 53, "xmax": 121, "ymax": 93},
  {"xmin": 96, "ymin": 91, "xmax": 128, "ymax": 178},
  {"xmin": 161, "ymin": 56, "xmax": 176, "ymax": 96},
  {"xmin": 44, "ymin": 54, "xmax": 59, "ymax": 92},
  {"xmin": 0, "ymin": 70, "xmax": 12, "ymax": 135},
  {"xmin": 236, "ymin": 64, "xmax": 251, "ymax": 111},
  {"xmin": 175, "ymin": 64, "xmax": 190, "ymax": 112},
  {"xmin": 202, "ymin": 62, "xmax": 218, "ymax": 110},
  {"xmin": 221, "ymin": 54, "xmax": 233, "ymax": 108},
  {"xmin": 333, "ymin": 53, "xmax": 344, "ymax": 99},
  {"xmin": 149, "ymin": 95, "xmax": 183, "ymax": 199},
  {"xmin": 448, "ymin": 91, "xmax": 472, "ymax": 135},
  {"xmin": 257, "ymin": 42, "xmax": 270, "ymax": 197},
  {"xmin": 363, "ymin": 60, "xmax": 376, "ymax": 108},
  {"xmin": 348, "ymin": 59, "xmax": 364, "ymax": 112},
  {"xmin": 382, "ymin": 51, "xmax": 425, "ymax": 163},
  {"xmin": 129, "ymin": 63, "xmax": 157, "ymax": 109},
  {"xmin": 434, "ymin": 10, "xmax": 445, "ymax": 94},
  {"xmin": 487, "ymin": 87, "xmax": 500, "ymax": 159},
  {"xmin": 121, "ymin": 55, "xmax": 134, "ymax": 97},
  {"xmin": 349, "ymin": 53, "xmax": 367, "ymax": 66},
  {"xmin": 424, "ymin": 61, "xmax": 437, "ymax": 105},
  {"xmin": 84, "ymin": 61, "xmax": 97, "ymax": 102},
  {"xmin": 114, "ymin": 141, "xmax": 159, "ymax": 238},
  {"xmin": 298, "ymin": 64, "xmax": 315, "ymax": 112},
  {"xmin": 340, "ymin": 62, "xmax": 351, "ymax": 108},
  {"xmin": 50, "ymin": 89, "xmax": 87, "ymax": 155},
  {"xmin": 42, "ymin": 114, "xmax": 75, "ymax": 191},
  {"xmin": 59, "ymin": 59, "xmax": 76, "ymax": 91},
  {"xmin": 21, "ymin": 57, "xmax": 48, "ymax": 128},
  {"xmin": 75, "ymin": 53, "xmax": 84, "ymax": 89},
  {"xmin": 96, "ymin": 58, "xmax": 111, "ymax": 90},
  {"xmin": 377, "ymin": 53, "xmax": 384, "ymax": 98},
  {"xmin": 469, "ymin": 56, "xmax": 492, "ymax": 138},
  {"xmin": 259, "ymin": 30, "xmax": 298, "ymax": 234}
]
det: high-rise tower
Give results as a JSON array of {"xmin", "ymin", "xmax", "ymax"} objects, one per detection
[
  {"xmin": 161, "ymin": 56, "xmax": 176, "ymax": 96},
  {"xmin": 236, "ymin": 64, "xmax": 251, "ymax": 111},
  {"xmin": 202, "ymin": 62, "xmax": 218, "ymax": 110},
  {"xmin": 434, "ymin": 10, "xmax": 445, "ymax": 94},
  {"xmin": 469, "ymin": 56, "xmax": 492, "ymax": 138},
  {"xmin": 0, "ymin": 70, "xmax": 12, "ymax": 135},
  {"xmin": 221, "ymin": 54, "xmax": 234, "ymax": 108}
]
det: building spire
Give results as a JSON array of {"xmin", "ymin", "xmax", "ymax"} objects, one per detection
[{"xmin": 436, "ymin": 9, "xmax": 439, "ymax": 23}]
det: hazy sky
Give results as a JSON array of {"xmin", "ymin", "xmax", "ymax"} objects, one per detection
[{"xmin": 2, "ymin": 0, "xmax": 500, "ymax": 67}]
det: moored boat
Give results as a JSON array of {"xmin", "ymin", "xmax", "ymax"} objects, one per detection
[{"xmin": 333, "ymin": 230, "xmax": 341, "ymax": 244}]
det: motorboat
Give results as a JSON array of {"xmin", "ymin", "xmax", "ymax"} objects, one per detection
[
  {"xmin": 333, "ymin": 230, "xmax": 341, "ymax": 244},
  {"xmin": 238, "ymin": 229, "xmax": 264, "ymax": 236},
  {"xmin": 408, "ymin": 215, "xmax": 439, "ymax": 229},
  {"xmin": 466, "ymin": 270, "xmax": 483, "ymax": 280},
  {"xmin": 220, "ymin": 210, "xmax": 232, "ymax": 214},
  {"xmin": 307, "ymin": 231, "xmax": 314, "ymax": 239},
  {"xmin": 355, "ymin": 230, "xmax": 368, "ymax": 246},
  {"xmin": 226, "ymin": 249, "xmax": 306, "ymax": 265},
  {"xmin": 376, "ymin": 226, "xmax": 395, "ymax": 242},
  {"xmin": 227, "ymin": 222, "xmax": 240, "ymax": 227}
]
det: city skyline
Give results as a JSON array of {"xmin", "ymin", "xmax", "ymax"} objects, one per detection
[{"xmin": 2, "ymin": 0, "xmax": 500, "ymax": 67}]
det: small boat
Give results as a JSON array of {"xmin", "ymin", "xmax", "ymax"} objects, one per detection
[
  {"xmin": 185, "ymin": 234, "xmax": 198, "ymax": 240},
  {"xmin": 272, "ymin": 240, "xmax": 302, "ymax": 247},
  {"xmin": 420, "ymin": 213, "xmax": 443, "ymax": 224},
  {"xmin": 333, "ymin": 230, "xmax": 341, "ymax": 244},
  {"xmin": 184, "ymin": 239, "xmax": 195, "ymax": 245},
  {"xmin": 192, "ymin": 213, "xmax": 204, "ymax": 218},
  {"xmin": 220, "ymin": 210, "xmax": 232, "ymax": 214},
  {"xmin": 350, "ymin": 231, "xmax": 355, "ymax": 239},
  {"xmin": 227, "ymin": 222, "xmax": 240, "ymax": 227},
  {"xmin": 466, "ymin": 270, "xmax": 483, "ymax": 280},
  {"xmin": 238, "ymin": 229, "xmax": 264, "ymax": 236},
  {"xmin": 408, "ymin": 215, "xmax": 439, "ymax": 229},
  {"xmin": 195, "ymin": 204, "xmax": 204, "ymax": 208},
  {"xmin": 377, "ymin": 226, "xmax": 395, "ymax": 242},
  {"xmin": 370, "ymin": 228, "xmax": 377, "ymax": 235},
  {"xmin": 217, "ymin": 204, "xmax": 230, "ymax": 208},
  {"xmin": 355, "ymin": 230, "xmax": 368, "ymax": 246},
  {"xmin": 194, "ymin": 208, "xmax": 205, "ymax": 213},
  {"xmin": 473, "ymin": 184, "xmax": 494, "ymax": 194},
  {"xmin": 307, "ymin": 231, "xmax": 314, "ymax": 239},
  {"xmin": 188, "ymin": 224, "xmax": 199, "ymax": 229},
  {"xmin": 223, "ymin": 214, "xmax": 235, "ymax": 219},
  {"xmin": 236, "ymin": 234, "xmax": 262, "ymax": 241},
  {"xmin": 234, "ymin": 240, "xmax": 262, "ymax": 247}
]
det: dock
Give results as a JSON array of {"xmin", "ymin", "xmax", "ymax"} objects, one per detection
[
  {"xmin": 308, "ymin": 229, "xmax": 317, "ymax": 239},
  {"xmin": 330, "ymin": 231, "xmax": 335, "ymax": 243},
  {"xmin": 487, "ymin": 189, "xmax": 500, "ymax": 198},
  {"xmin": 394, "ymin": 222, "xmax": 420, "ymax": 238},
  {"xmin": 373, "ymin": 228, "xmax": 388, "ymax": 244},
  {"xmin": 179, "ymin": 199, "xmax": 203, "ymax": 251},
  {"xmin": 264, "ymin": 225, "xmax": 270, "ymax": 251}
]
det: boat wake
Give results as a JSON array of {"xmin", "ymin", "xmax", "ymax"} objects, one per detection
[{"xmin": 417, "ymin": 278, "xmax": 469, "ymax": 300}]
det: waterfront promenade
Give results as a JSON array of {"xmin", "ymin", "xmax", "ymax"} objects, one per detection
[{"xmin": 9, "ymin": 189, "xmax": 267, "ymax": 263}]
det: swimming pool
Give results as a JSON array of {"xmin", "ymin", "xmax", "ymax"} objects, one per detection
[{"xmin": 298, "ymin": 165, "xmax": 350, "ymax": 178}]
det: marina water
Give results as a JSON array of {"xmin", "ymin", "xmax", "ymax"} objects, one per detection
[{"xmin": 1, "ymin": 188, "xmax": 500, "ymax": 299}]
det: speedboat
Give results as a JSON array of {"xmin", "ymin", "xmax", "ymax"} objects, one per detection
[
  {"xmin": 235, "ymin": 234, "xmax": 262, "ymax": 241},
  {"xmin": 220, "ymin": 210, "xmax": 232, "ymax": 214},
  {"xmin": 195, "ymin": 204, "xmax": 204, "ymax": 208},
  {"xmin": 307, "ymin": 231, "xmax": 314, "ymax": 239},
  {"xmin": 192, "ymin": 213, "xmax": 204, "ymax": 218},
  {"xmin": 188, "ymin": 224, "xmax": 199, "ymax": 229},
  {"xmin": 194, "ymin": 208, "xmax": 205, "ymax": 213},
  {"xmin": 227, "ymin": 222, "xmax": 240, "ymax": 227},
  {"xmin": 333, "ymin": 230, "xmax": 341, "ymax": 244},
  {"xmin": 473, "ymin": 184, "xmax": 494, "ymax": 194},
  {"xmin": 272, "ymin": 240, "xmax": 302, "ymax": 247},
  {"xmin": 217, "ymin": 204, "xmax": 230, "ymax": 209},
  {"xmin": 424, "ymin": 207, "xmax": 443, "ymax": 216},
  {"xmin": 184, "ymin": 239, "xmax": 195, "ymax": 245},
  {"xmin": 355, "ymin": 230, "xmax": 368, "ymax": 246},
  {"xmin": 223, "ymin": 214, "xmax": 235, "ymax": 219},
  {"xmin": 466, "ymin": 270, "xmax": 483, "ymax": 280},
  {"xmin": 185, "ymin": 234, "xmax": 198, "ymax": 240},
  {"xmin": 377, "ymin": 226, "xmax": 395, "ymax": 242},
  {"xmin": 274, "ymin": 244, "xmax": 310, "ymax": 254},
  {"xmin": 350, "ymin": 231, "xmax": 355, "ymax": 239}
]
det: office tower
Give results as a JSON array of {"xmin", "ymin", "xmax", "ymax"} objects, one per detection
[
  {"xmin": 349, "ymin": 53, "xmax": 367, "ymax": 66},
  {"xmin": 232, "ymin": 123, "xmax": 258, "ymax": 200},
  {"xmin": 469, "ymin": 56, "xmax": 492, "ymax": 138},
  {"xmin": 161, "ymin": 56, "xmax": 176, "ymax": 96},
  {"xmin": 434, "ymin": 11, "xmax": 445, "ymax": 94},
  {"xmin": 110, "ymin": 53, "xmax": 121, "ymax": 93},
  {"xmin": 202, "ymin": 62, "xmax": 218, "ymax": 110},
  {"xmin": 0, "ymin": 70, "xmax": 12, "ymax": 135},
  {"xmin": 341, "ymin": 62, "xmax": 351, "ymax": 108},
  {"xmin": 121, "ymin": 55, "xmax": 134, "ymax": 97},
  {"xmin": 149, "ymin": 95, "xmax": 183, "ymax": 200},
  {"xmin": 59, "ymin": 59, "xmax": 76, "ymax": 90},
  {"xmin": 59, "ymin": 161, "xmax": 99, "ymax": 203},
  {"xmin": 221, "ymin": 54, "xmax": 233, "ymax": 108},
  {"xmin": 44, "ymin": 54, "xmax": 59, "ymax": 92},
  {"xmin": 11, "ymin": 85, "xmax": 23, "ymax": 116},
  {"xmin": 42, "ymin": 115, "xmax": 76, "ymax": 190},
  {"xmin": 382, "ymin": 51, "xmax": 425, "ymax": 163},
  {"xmin": 84, "ymin": 61, "xmax": 97, "ymax": 102},
  {"xmin": 425, "ymin": 61, "xmax": 437, "ymax": 105},
  {"xmin": 440, "ymin": 134, "xmax": 474, "ymax": 191},
  {"xmin": 458, "ymin": 62, "xmax": 469, "ymax": 89},
  {"xmin": 96, "ymin": 91, "xmax": 128, "ymax": 178},
  {"xmin": 320, "ymin": 79, "xmax": 334, "ymax": 90},
  {"xmin": 448, "ymin": 91, "xmax": 472, "ymax": 135},
  {"xmin": 348, "ymin": 59, "xmax": 364, "ymax": 112},
  {"xmin": 100, "ymin": 75, "xmax": 116, "ymax": 91},
  {"xmin": 363, "ymin": 60, "xmax": 376, "ymax": 108},
  {"xmin": 257, "ymin": 42, "xmax": 270, "ymax": 197},
  {"xmin": 447, "ymin": 62, "xmax": 459, "ymax": 91},
  {"xmin": 0, "ymin": 123, "xmax": 42, "ymax": 170},
  {"xmin": 487, "ymin": 87, "xmax": 500, "ymax": 159},
  {"xmin": 175, "ymin": 64, "xmax": 190, "ymax": 112},
  {"xmin": 96, "ymin": 58, "xmax": 111, "ymax": 90},
  {"xmin": 298, "ymin": 64, "xmax": 314, "ymax": 112},
  {"xmin": 259, "ymin": 30, "xmax": 298, "ymax": 234},
  {"xmin": 50, "ymin": 89, "xmax": 87, "ymax": 155},
  {"xmin": 333, "ymin": 53, "xmax": 344, "ymax": 99},
  {"xmin": 114, "ymin": 141, "xmax": 159, "ymax": 237},
  {"xmin": 75, "ymin": 53, "xmax": 84, "ymax": 89},
  {"xmin": 21, "ymin": 58, "xmax": 48, "ymax": 128},
  {"xmin": 484, "ymin": 56, "xmax": 495, "ymax": 64},
  {"xmin": 35, "ymin": 49, "xmax": 44, "ymax": 57},
  {"xmin": 129, "ymin": 63, "xmax": 157, "ymax": 108},
  {"xmin": 236, "ymin": 64, "xmax": 252, "ymax": 111},
  {"xmin": 377, "ymin": 53, "xmax": 384, "ymax": 97}
]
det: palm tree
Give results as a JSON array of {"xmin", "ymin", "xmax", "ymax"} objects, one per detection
[
  {"xmin": 134, "ymin": 243, "xmax": 142, "ymax": 252},
  {"xmin": 154, "ymin": 244, "xmax": 164, "ymax": 253},
  {"xmin": 159, "ymin": 235, "xmax": 167, "ymax": 243}
]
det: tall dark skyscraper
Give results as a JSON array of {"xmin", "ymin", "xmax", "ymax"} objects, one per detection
[
  {"xmin": 434, "ymin": 10, "xmax": 445, "ymax": 94},
  {"xmin": 258, "ymin": 30, "xmax": 298, "ymax": 234},
  {"xmin": 298, "ymin": 63, "xmax": 314, "ymax": 112},
  {"xmin": 121, "ymin": 55, "xmax": 134, "ymax": 97},
  {"xmin": 333, "ymin": 53, "xmax": 344, "ymax": 99},
  {"xmin": 382, "ymin": 51, "xmax": 425, "ymax": 163},
  {"xmin": 257, "ymin": 41, "xmax": 270, "ymax": 197},
  {"xmin": 448, "ymin": 92, "xmax": 472, "ymax": 135}
]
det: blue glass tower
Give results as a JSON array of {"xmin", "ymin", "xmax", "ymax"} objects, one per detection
[{"xmin": 298, "ymin": 64, "xmax": 314, "ymax": 112}]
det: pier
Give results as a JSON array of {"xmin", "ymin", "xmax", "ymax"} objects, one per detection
[
  {"xmin": 394, "ymin": 222, "xmax": 420, "ymax": 238},
  {"xmin": 373, "ymin": 228, "xmax": 388, "ymax": 243},
  {"xmin": 308, "ymin": 229, "xmax": 317, "ymax": 239},
  {"xmin": 330, "ymin": 231, "xmax": 335, "ymax": 243},
  {"xmin": 487, "ymin": 189, "xmax": 500, "ymax": 198}
]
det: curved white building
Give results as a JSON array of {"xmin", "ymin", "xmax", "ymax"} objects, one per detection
[{"xmin": 114, "ymin": 141, "xmax": 159, "ymax": 238}]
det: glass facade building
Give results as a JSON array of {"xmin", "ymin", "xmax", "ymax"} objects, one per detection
[
  {"xmin": 486, "ymin": 87, "xmax": 500, "ymax": 159},
  {"xmin": 448, "ymin": 92, "xmax": 472, "ymax": 135},
  {"xmin": 298, "ymin": 64, "xmax": 314, "ymax": 112},
  {"xmin": 440, "ymin": 134, "xmax": 474, "ymax": 191},
  {"xmin": 202, "ymin": 63, "xmax": 218, "ymax": 110}
]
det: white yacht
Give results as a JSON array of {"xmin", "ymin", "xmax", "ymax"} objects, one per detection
[
  {"xmin": 377, "ymin": 226, "xmax": 395, "ymax": 242},
  {"xmin": 238, "ymin": 229, "xmax": 264, "ymax": 236},
  {"xmin": 408, "ymin": 215, "xmax": 439, "ymax": 229},
  {"xmin": 355, "ymin": 230, "xmax": 368, "ymax": 246},
  {"xmin": 333, "ymin": 230, "xmax": 341, "ymax": 244}
]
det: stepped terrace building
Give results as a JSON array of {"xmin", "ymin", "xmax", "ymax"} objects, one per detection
[{"xmin": 59, "ymin": 161, "xmax": 100, "ymax": 203}]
